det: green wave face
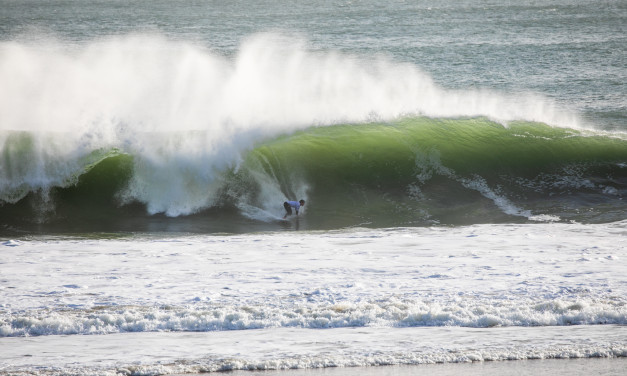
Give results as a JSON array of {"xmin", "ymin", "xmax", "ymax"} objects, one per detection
[
  {"xmin": 1, "ymin": 117, "xmax": 626, "ymax": 233},
  {"xmin": 240, "ymin": 118, "xmax": 627, "ymax": 227}
]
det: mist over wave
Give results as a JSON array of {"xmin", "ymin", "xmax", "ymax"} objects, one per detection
[{"xmin": 0, "ymin": 32, "xmax": 587, "ymax": 220}]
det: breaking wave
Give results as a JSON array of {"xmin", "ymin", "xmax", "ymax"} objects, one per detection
[{"xmin": 1, "ymin": 33, "xmax": 625, "ymax": 232}]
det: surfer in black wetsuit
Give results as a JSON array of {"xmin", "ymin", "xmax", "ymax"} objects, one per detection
[{"xmin": 283, "ymin": 200, "xmax": 305, "ymax": 219}]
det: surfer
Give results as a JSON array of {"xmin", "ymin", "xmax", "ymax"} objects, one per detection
[{"xmin": 283, "ymin": 200, "xmax": 305, "ymax": 219}]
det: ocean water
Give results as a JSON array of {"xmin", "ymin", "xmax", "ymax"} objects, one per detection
[{"xmin": 0, "ymin": 0, "xmax": 626, "ymax": 374}]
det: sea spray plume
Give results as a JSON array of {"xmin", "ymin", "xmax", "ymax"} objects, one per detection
[
  {"xmin": 223, "ymin": 33, "xmax": 434, "ymax": 126},
  {"xmin": 0, "ymin": 32, "xmax": 583, "ymax": 135},
  {"xmin": 0, "ymin": 32, "xmax": 582, "ymax": 215},
  {"xmin": 222, "ymin": 33, "xmax": 581, "ymax": 128}
]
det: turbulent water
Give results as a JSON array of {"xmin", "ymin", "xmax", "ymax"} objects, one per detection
[
  {"xmin": 5, "ymin": 118, "xmax": 626, "ymax": 233},
  {"xmin": 1, "ymin": 0, "xmax": 626, "ymax": 375}
]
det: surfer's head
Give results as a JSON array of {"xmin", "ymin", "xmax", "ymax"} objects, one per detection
[{"xmin": 299, "ymin": 200, "xmax": 305, "ymax": 206}]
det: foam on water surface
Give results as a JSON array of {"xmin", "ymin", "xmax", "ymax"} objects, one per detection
[
  {"xmin": 1, "ymin": 326, "xmax": 625, "ymax": 375},
  {"xmin": 1, "ymin": 222, "xmax": 625, "ymax": 339}
]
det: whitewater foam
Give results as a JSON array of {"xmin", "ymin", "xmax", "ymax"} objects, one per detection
[
  {"xmin": 1, "ymin": 326, "xmax": 625, "ymax": 375},
  {"xmin": 1, "ymin": 222, "xmax": 625, "ymax": 337},
  {"xmin": 3, "ymin": 294, "xmax": 625, "ymax": 337}
]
